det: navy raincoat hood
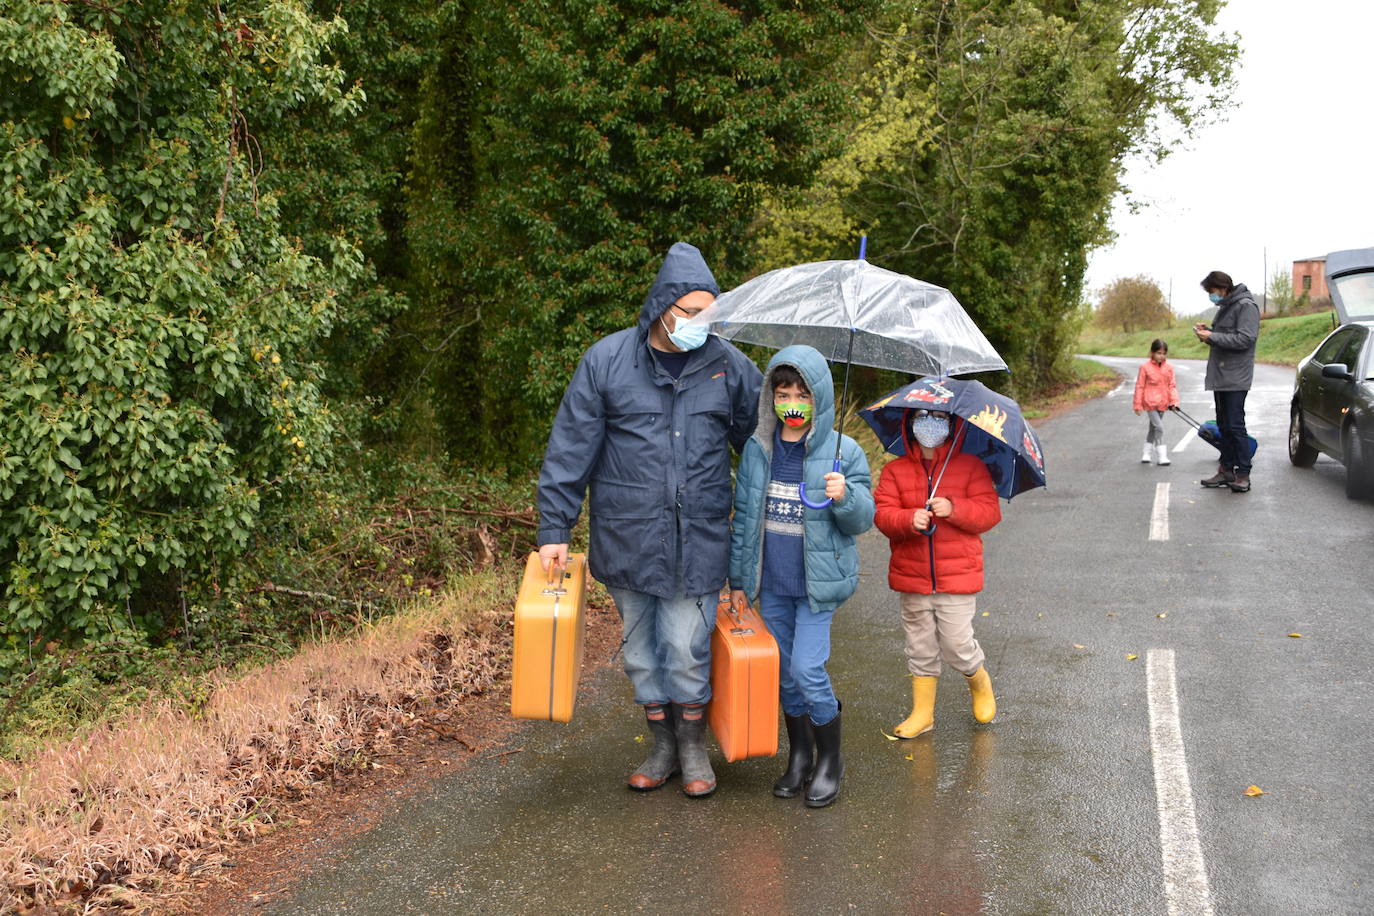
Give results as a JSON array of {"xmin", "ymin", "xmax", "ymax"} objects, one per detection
[
  {"xmin": 636, "ymin": 242, "xmax": 720, "ymax": 343},
  {"xmin": 536, "ymin": 243, "xmax": 762, "ymax": 598}
]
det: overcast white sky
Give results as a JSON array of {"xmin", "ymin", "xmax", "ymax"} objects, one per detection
[{"xmin": 1083, "ymin": 0, "xmax": 1374, "ymax": 314}]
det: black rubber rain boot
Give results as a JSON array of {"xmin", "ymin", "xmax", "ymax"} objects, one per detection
[
  {"xmin": 673, "ymin": 703, "xmax": 717, "ymax": 797},
  {"xmin": 772, "ymin": 714, "xmax": 815, "ymax": 798},
  {"xmin": 628, "ymin": 704, "xmax": 678, "ymax": 791},
  {"xmin": 805, "ymin": 706, "xmax": 843, "ymax": 808}
]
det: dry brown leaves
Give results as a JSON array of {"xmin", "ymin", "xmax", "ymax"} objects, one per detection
[{"xmin": 0, "ymin": 570, "xmax": 520, "ymax": 913}]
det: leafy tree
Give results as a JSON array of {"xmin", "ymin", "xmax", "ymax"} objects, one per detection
[
  {"xmin": 751, "ymin": 44, "xmax": 937, "ymax": 269},
  {"xmin": 389, "ymin": 1, "xmax": 484, "ymax": 452},
  {"xmin": 1267, "ymin": 266, "xmax": 1294, "ymax": 317},
  {"xmin": 820, "ymin": 0, "xmax": 1236, "ymax": 391},
  {"xmin": 431, "ymin": 0, "xmax": 879, "ymax": 464},
  {"xmin": 259, "ymin": 0, "xmax": 432, "ymax": 422},
  {"xmin": 0, "ymin": 0, "xmax": 364, "ymax": 658},
  {"xmin": 1095, "ymin": 275, "xmax": 1173, "ymax": 332}
]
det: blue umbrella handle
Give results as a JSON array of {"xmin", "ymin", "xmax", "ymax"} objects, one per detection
[{"xmin": 798, "ymin": 458, "xmax": 842, "ymax": 509}]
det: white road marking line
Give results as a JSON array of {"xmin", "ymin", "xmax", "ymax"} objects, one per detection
[
  {"xmin": 1147, "ymin": 650, "xmax": 1214, "ymax": 916},
  {"xmin": 1149, "ymin": 482, "xmax": 1170, "ymax": 541},
  {"xmin": 1174, "ymin": 427, "xmax": 1198, "ymax": 453}
]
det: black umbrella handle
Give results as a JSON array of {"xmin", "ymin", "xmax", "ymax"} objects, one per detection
[{"xmin": 918, "ymin": 501, "xmax": 937, "ymax": 537}]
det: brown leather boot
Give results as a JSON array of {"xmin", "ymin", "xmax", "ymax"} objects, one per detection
[
  {"xmin": 1200, "ymin": 464, "xmax": 1234, "ymax": 488},
  {"xmin": 628, "ymin": 704, "xmax": 678, "ymax": 791}
]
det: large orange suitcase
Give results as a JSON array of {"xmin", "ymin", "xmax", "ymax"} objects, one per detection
[
  {"xmin": 708, "ymin": 592, "xmax": 780, "ymax": 762},
  {"xmin": 511, "ymin": 552, "xmax": 587, "ymax": 722}
]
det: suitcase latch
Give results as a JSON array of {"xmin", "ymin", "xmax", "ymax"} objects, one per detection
[
  {"xmin": 541, "ymin": 587, "xmax": 568, "ymax": 596},
  {"xmin": 730, "ymin": 627, "xmax": 754, "ymax": 636}
]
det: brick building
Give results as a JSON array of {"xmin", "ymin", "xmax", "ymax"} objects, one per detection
[{"xmin": 1292, "ymin": 256, "xmax": 1329, "ymax": 299}]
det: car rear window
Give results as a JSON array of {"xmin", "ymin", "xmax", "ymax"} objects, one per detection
[{"xmin": 1332, "ymin": 270, "xmax": 1374, "ymax": 319}]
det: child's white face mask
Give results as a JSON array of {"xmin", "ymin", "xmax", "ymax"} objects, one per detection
[{"xmin": 911, "ymin": 417, "xmax": 949, "ymax": 449}]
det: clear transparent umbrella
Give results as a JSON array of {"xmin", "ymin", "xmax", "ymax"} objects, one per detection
[
  {"xmin": 697, "ymin": 246, "xmax": 1007, "ymax": 506},
  {"xmin": 700, "ymin": 256, "xmax": 1007, "ymax": 378}
]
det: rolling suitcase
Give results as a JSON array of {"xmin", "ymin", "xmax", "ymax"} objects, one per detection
[
  {"xmin": 708, "ymin": 592, "xmax": 780, "ymax": 762},
  {"xmin": 511, "ymin": 552, "xmax": 587, "ymax": 722},
  {"xmin": 1169, "ymin": 405, "xmax": 1258, "ymax": 458}
]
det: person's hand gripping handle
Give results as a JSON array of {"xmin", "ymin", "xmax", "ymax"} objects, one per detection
[{"xmin": 538, "ymin": 543, "xmax": 568, "ymax": 579}]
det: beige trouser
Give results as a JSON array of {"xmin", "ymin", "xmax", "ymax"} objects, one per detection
[{"xmin": 899, "ymin": 592, "xmax": 984, "ymax": 677}]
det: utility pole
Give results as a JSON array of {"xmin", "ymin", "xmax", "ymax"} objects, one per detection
[{"xmin": 1263, "ymin": 246, "xmax": 1268, "ymax": 314}]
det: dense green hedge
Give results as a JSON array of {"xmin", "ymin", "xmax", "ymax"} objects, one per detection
[{"xmin": 0, "ymin": 0, "xmax": 364, "ymax": 658}]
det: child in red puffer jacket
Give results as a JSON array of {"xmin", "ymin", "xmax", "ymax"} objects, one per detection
[
  {"xmin": 874, "ymin": 408, "xmax": 1002, "ymax": 739},
  {"xmin": 1134, "ymin": 339, "xmax": 1181, "ymax": 465}
]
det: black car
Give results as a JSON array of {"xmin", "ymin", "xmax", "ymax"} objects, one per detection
[{"xmin": 1288, "ymin": 247, "xmax": 1374, "ymax": 499}]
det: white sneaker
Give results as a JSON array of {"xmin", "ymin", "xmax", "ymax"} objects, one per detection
[
  {"xmin": 1141, "ymin": 443, "xmax": 1153, "ymax": 463},
  {"xmin": 1157, "ymin": 444, "xmax": 1171, "ymax": 466}
]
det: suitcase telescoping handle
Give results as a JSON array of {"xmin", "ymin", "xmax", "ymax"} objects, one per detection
[{"xmin": 1167, "ymin": 405, "xmax": 1204, "ymax": 430}]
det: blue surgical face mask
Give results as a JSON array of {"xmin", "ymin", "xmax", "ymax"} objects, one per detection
[
  {"xmin": 661, "ymin": 313, "xmax": 709, "ymax": 351},
  {"xmin": 1208, "ymin": 292, "xmax": 1223, "ymax": 304},
  {"xmin": 912, "ymin": 416, "xmax": 950, "ymax": 449}
]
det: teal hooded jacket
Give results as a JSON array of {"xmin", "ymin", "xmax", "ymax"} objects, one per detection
[{"xmin": 728, "ymin": 345, "xmax": 875, "ymax": 612}]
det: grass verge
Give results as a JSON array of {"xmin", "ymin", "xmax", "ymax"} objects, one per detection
[
  {"xmin": 0, "ymin": 566, "xmax": 530, "ymax": 913},
  {"xmin": 1078, "ymin": 310, "xmax": 1338, "ymax": 366}
]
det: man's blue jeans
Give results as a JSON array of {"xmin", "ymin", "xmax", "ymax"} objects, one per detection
[
  {"xmin": 1214, "ymin": 389, "xmax": 1251, "ymax": 474},
  {"xmin": 758, "ymin": 591, "xmax": 839, "ymax": 726},
  {"xmin": 605, "ymin": 587, "xmax": 715, "ymax": 706}
]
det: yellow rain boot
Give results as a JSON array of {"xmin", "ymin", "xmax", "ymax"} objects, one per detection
[
  {"xmin": 894, "ymin": 676, "xmax": 938, "ymax": 738},
  {"xmin": 966, "ymin": 667, "xmax": 996, "ymax": 723}
]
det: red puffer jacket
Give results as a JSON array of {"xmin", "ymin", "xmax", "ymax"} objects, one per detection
[{"xmin": 874, "ymin": 427, "xmax": 1002, "ymax": 595}]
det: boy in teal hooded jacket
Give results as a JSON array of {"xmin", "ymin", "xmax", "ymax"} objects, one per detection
[{"xmin": 729, "ymin": 345, "xmax": 874, "ymax": 807}]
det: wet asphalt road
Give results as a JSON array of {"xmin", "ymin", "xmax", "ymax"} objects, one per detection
[{"xmin": 265, "ymin": 358, "xmax": 1373, "ymax": 915}]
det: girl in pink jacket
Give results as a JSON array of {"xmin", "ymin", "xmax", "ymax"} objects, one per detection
[{"xmin": 1134, "ymin": 339, "xmax": 1180, "ymax": 465}]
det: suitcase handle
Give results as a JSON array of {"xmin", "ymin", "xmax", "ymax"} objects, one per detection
[
  {"xmin": 721, "ymin": 592, "xmax": 751, "ymax": 625},
  {"xmin": 1168, "ymin": 405, "xmax": 1203, "ymax": 430},
  {"xmin": 716, "ymin": 592, "xmax": 758, "ymax": 635},
  {"xmin": 542, "ymin": 559, "xmax": 573, "ymax": 596}
]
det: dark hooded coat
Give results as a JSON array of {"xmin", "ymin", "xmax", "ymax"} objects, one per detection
[
  {"xmin": 536, "ymin": 243, "xmax": 763, "ymax": 598},
  {"xmin": 1204, "ymin": 283, "xmax": 1260, "ymax": 391}
]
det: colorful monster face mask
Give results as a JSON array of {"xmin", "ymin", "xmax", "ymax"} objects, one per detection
[{"xmin": 775, "ymin": 402, "xmax": 813, "ymax": 428}]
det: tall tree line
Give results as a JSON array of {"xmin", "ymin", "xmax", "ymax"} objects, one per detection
[{"xmin": 0, "ymin": 0, "xmax": 1234, "ymax": 651}]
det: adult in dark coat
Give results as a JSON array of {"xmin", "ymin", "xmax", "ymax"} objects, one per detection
[
  {"xmin": 1194, "ymin": 270, "xmax": 1260, "ymax": 492},
  {"xmin": 536, "ymin": 242, "xmax": 762, "ymax": 797}
]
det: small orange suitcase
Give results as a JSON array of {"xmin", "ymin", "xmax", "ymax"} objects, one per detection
[
  {"xmin": 708, "ymin": 592, "xmax": 780, "ymax": 762},
  {"xmin": 511, "ymin": 552, "xmax": 587, "ymax": 722}
]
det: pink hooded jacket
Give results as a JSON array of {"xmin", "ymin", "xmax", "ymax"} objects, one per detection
[{"xmin": 1133, "ymin": 359, "xmax": 1179, "ymax": 412}]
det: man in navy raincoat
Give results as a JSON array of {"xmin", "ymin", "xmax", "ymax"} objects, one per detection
[{"xmin": 537, "ymin": 242, "xmax": 762, "ymax": 797}]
